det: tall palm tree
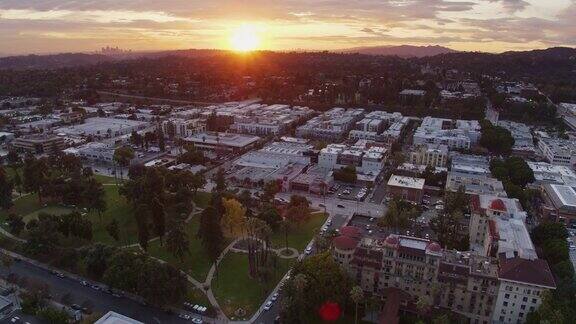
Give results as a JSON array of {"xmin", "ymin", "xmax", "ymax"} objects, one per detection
[{"xmin": 350, "ymin": 286, "xmax": 364, "ymax": 324}]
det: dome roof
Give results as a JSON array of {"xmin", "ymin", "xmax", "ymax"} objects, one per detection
[
  {"xmin": 489, "ymin": 199, "xmax": 507, "ymax": 212},
  {"xmin": 384, "ymin": 235, "xmax": 399, "ymax": 245},
  {"xmin": 333, "ymin": 235, "xmax": 358, "ymax": 250},
  {"xmin": 339, "ymin": 226, "xmax": 361, "ymax": 239},
  {"xmin": 427, "ymin": 242, "xmax": 442, "ymax": 253}
]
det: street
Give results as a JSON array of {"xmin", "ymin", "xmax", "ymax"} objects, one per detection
[{"xmin": 0, "ymin": 259, "xmax": 192, "ymax": 324}]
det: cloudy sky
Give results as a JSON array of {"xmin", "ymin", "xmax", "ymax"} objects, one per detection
[{"xmin": 0, "ymin": 0, "xmax": 575, "ymax": 55}]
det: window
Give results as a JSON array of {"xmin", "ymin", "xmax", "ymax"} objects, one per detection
[
  {"xmin": 503, "ymin": 301, "xmax": 508, "ymax": 307},
  {"xmin": 523, "ymin": 297, "xmax": 528, "ymax": 302},
  {"xmin": 505, "ymin": 294, "xmax": 510, "ymax": 299},
  {"xmin": 532, "ymin": 298, "xmax": 537, "ymax": 304},
  {"xmin": 519, "ymin": 313, "xmax": 524, "ymax": 318}
]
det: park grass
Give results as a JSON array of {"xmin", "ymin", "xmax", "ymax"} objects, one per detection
[
  {"xmin": 193, "ymin": 191, "xmax": 212, "ymax": 209},
  {"xmin": 86, "ymin": 186, "xmax": 138, "ymax": 246},
  {"xmin": 211, "ymin": 252, "xmax": 294, "ymax": 320},
  {"xmin": 184, "ymin": 283, "xmax": 212, "ymax": 312},
  {"xmin": 23, "ymin": 205, "xmax": 74, "ymax": 223},
  {"xmin": 270, "ymin": 211, "xmax": 329, "ymax": 252},
  {"xmin": 0, "ymin": 186, "xmax": 139, "ymax": 247},
  {"xmin": 93, "ymin": 174, "xmax": 118, "ymax": 185},
  {"xmin": 144, "ymin": 216, "xmax": 215, "ymax": 282}
]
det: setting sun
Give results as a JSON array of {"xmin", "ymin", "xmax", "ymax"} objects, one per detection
[{"xmin": 230, "ymin": 24, "xmax": 261, "ymax": 52}]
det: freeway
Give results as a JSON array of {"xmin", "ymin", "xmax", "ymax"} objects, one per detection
[{"xmin": 0, "ymin": 257, "xmax": 194, "ymax": 324}]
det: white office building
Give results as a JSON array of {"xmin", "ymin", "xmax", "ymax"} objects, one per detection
[
  {"xmin": 413, "ymin": 117, "xmax": 481, "ymax": 149},
  {"xmin": 537, "ymin": 137, "xmax": 576, "ymax": 167}
]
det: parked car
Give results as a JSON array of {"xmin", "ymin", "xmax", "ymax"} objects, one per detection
[
  {"xmin": 179, "ymin": 314, "xmax": 191, "ymax": 320},
  {"xmin": 337, "ymin": 204, "xmax": 345, "ymax": 209},
  {"xmin": 264, "ymin": 301, "xmax": 273, "ymax": 311},
  {"xmin": 305, "ymin": 247, "xmax": 313, "ymax": 255},
  {"xmin": 271, "ymin": 292, "xmax": 279, "ymax": 301},
  {"xmin": 191, "ymin": 318, "xmax": 203, "ymax": 324}
]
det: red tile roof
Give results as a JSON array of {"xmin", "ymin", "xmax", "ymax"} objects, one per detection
[
  {"xmin": 490, "ymin": 199, "xmax": 507, "ymax": 212},
  {"xmin": 333, "ymin": 235, "xmax": 358, "ymax": 250},
  {"xmin": 498, "ymin": 256, "xmax": 556, "ymax": 288}
]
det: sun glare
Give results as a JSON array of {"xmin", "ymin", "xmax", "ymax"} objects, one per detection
[{"xmin": 230, "ymin": 24, "xmax": 261, "ymax": 52}]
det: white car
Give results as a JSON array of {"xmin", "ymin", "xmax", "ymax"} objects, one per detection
[
  {"xmin": 305, "ymin": 247, "xmax": 313, "ymax": 255},
  {"xmin": 435, "ymin": 205, "xmax": 444, "ymax": 211},
  {"xmin": 192, "ymin": 318, "xmax": 203, "ymax": 324},
  {"xmin": 178, "ymin": 314, "xmax": 191, "ymax": 320},
  {"xmin": 264, "ymin": 301, "xmax": 273, "ymax": 311},
  {"xmin": 271, "ymin": 292, "xmax": 279, "ymax": 301},
  {"xmin": 10, "ymin": 317, "xmax": 20, "ymax": 323}
]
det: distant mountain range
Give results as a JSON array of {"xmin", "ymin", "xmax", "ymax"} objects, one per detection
[
  {"xmin": 0, "ymin": 53, "xmax": 115, "ymax": 70},
  {"xmin": 338, "ymin": 45, "xmax": 458, "ymax": 57},
  {"xmin": 0, "ymin": 46, "xmax": 574, "ymax": 71}
]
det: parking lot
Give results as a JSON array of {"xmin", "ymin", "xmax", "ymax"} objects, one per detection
[{"xmin": 330, "ymin": 183, "xmax": 370, "ymax": 202}]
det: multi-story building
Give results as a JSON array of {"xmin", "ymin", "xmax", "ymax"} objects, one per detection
[
  {"xmin": 348, "ymin": 111, "xmax": 408, "ymax": 143},
  {"xmin": 227, "ymin": 104, "xmax": 313, "ymax": 136},
  {"xmin": 450, "ymin": 153, "xmax": 492, "ymax": 176},
  {"xmin": 497, "ymin": 121, "xmax": 535, "ymax": 158},
  {"xmin": 332, "ymin": 193, "xmax": 555, "ymax": 324},
  {"xmin": 318, "ymin": 140, "xmax": 387, "ymax": 182},
  {"xmin": 446, "ymin": 172, "xmax": 507, "ymax": 197},
  {"xmin": 539, "ymin": 183, "xmax": 576, "ymax": 227},
  {"xmin": 296, "ymin": 108, "xmax": 365, "ymax": 141},
  {"xmin": 386, "ymin": 175, "xmax": 425, "ymax": 203},
  {"xmin": 409, "ymin": 144, "xmax": 448, "ymax": 168},
  {"xmin": 527, "ymin": 161, "xmax": 576, "ymax": 186},
  {"xmin": 413, "ymin": 117, "xmax": 481, "ymax": 149},
  {"xmin": 183, "ymin": 132, "xmax": 260, "ymax": 154},
  {"xmin": 469, "ymin": 195, "xmax": 555, "ymax": 324},
  {"xmin": 537, "ymin": 137, "xmax": 576, "ymax": 167},
  {"xmin": 12, "ymin": 134, "xmax": 65, "ymax": 155},
  {"xmin": 162, "ymin": 118, "xmax": 205, "ymax": 138}
]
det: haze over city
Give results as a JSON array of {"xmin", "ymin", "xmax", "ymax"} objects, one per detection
[{"xmin": 0, "ymin": 0, "xmax": 575, "ymax": 55}]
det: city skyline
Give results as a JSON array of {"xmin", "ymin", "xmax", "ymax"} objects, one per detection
[{"xmin": 0, "ymin": 0, "xmax": 575, "ymax": 55}]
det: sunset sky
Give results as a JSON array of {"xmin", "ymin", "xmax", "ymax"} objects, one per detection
[{"xmin": 0, "ymin": 0, "xmax": 575, "ymax": 55}]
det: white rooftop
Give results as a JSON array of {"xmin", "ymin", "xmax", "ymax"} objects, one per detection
[
  {"xmin": 94, "ymin": 311, "xmax": 144, "ymax": 324},
  {"xmin": 387, "ymin": 174, "xmax": 425, "ymax": 190}
]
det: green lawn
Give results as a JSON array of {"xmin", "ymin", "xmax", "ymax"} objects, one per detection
[
  {"xmin": 211, "ymin": 252, "xmax": 293, "ymax": 320},
  {"xmin": 271, "ymin": 212, "xmax": 329, "ymax": 252},
  {"xmin": 0, "ymin": 193, "xmax": 42, "ymax": 220},
  {"xmin": 0, "ymin": 186, "xmax": 139, "ymax": 247},
  {"xmin": 144, "ymin": 216, "xmax": 216, "ymax": 282},
  {"xmin": 193, "ymin": 191, "xmax": 212, "ymax": 209},
  {"xmin": 86, "ymin": 186, "xmax": 138, "ymax": 246},
  {"xmin": 93, "ymin": 174, "xmax": 118, "ymax": 185},
  {"xmin": 23, "ymin": 206, "xmax": 74, "ymax": 223},
  {"xmin": 184, "ymin": 283, "xmax": 212, "ymax": 313}
]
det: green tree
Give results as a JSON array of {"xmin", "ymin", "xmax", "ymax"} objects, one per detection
[
  {"xmin": 83, "ymin": 243, "xmax": 117, "ymax": 279},
  {"xmin": 37, "ymin": 307, "xmax": 70, "ymax": 323},
  {"xmin": 22, "ymin": 155, "xmax": 47, "ymax": 203},
  {"xmin": 113, "ymin": 146, "xmax": 135, "ymax": 181},
  {"xmin": 0, "ymin": 166, "xmax": 13, "ymax": 210},
  {"xmin": 262, "ymin": 180, "xmax": 280, "ymax": 203},
  {"xmin": 214, "ymin": 168, "xmax": 226, "ymax": 193},
  {"xmin": 333, "ymin": 165, "xmax": 357, "ymax": 183},
  {"xmin": 7, "ymin": 214, "xmax": 25, "ymax": 235},
  {"xmin": 198, "ymin": 206, "xmax": 224, "ymax": 263},
  {"xmin": 83, "ymin": 178, "xmax": 106, "ymax": 223},
  {"xmin": 105, "ymin": 219, "xmax": 120, "ymax": 242},
  {"xmin": 350, "ymin": 286, "xmax": 364, "ymax": 324},
  {"xmin": 156, "ymin": 125, "xmax": 166, "ymax": 152},
  {"xmin": 166, "ymin": 220, "xmax": 190, "ymax": 263},
  {"xmin": 281, "ymin": 252, "xmax": 353, "ymax": 323},
  {"xmin": 479, "ymin": 119, "xmax": 515, "ymax": 155}
]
